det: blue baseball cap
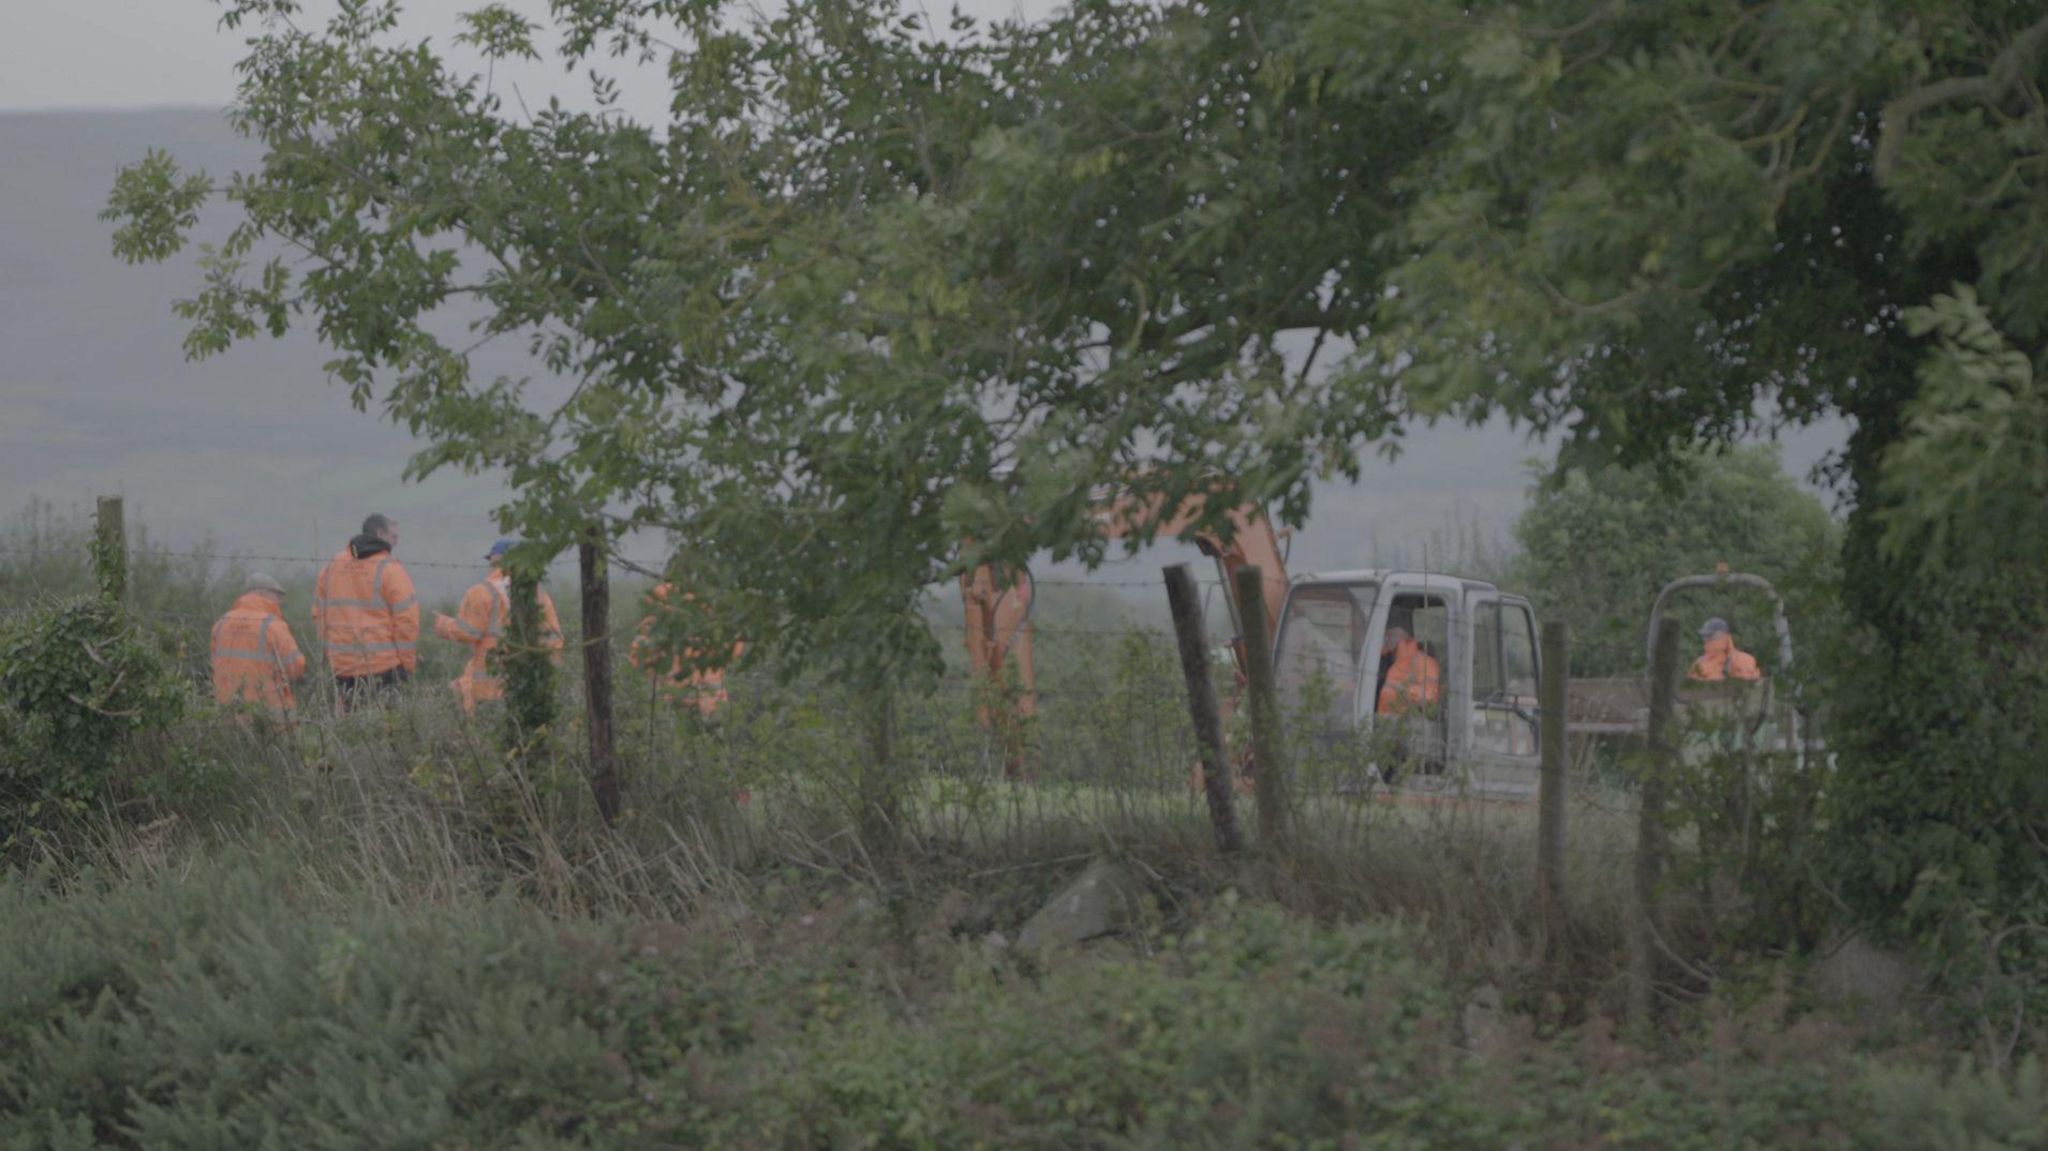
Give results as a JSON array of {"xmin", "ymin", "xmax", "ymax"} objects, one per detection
[{"xmin": 486, "ymin": 538, "xmax": 518, "ymax": 561}]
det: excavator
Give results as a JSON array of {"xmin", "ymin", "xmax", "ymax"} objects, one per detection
[
  {"xmin": 962, "ymin": 488, "xmax": 1803, "ymax": 798},
  {"xmin": 626, "ymin": 473, "xmax": 1792, "ymax": 798},
  {"xmin": 959, "ymin": 483, "xmax": 1550, "ymax": 792}
]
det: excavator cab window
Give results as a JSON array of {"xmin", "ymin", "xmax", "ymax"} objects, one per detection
[
  {"xmin": 1374, "ymin": 593, "xmax": 1450, "ymax": 773},
  {"xmin": 1411, "ymin": 603, "xmax": 1449, "ymax": 670},
  {"xmin": 1274, "ymin": 582, "xmax": 1378, "ymax": 741},
  {"xmin": 1468, "ymin": 600, "xmax": 1540, "ymax": 761}
]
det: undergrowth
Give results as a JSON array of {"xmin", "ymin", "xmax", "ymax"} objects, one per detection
[{"xmin": 0, "ymin": 848, "xmax": 2036, "ymax": 1151}]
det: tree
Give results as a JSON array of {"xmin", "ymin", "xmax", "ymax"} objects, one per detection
[
  {"xmin": 1266, "ymin": 0, "xmax": 2048, "ymax": 974},
  {"xmin": 103, "ymin": 0, "xmax": 2048, "ymax": 961},
  {"xmin": 102, "ymin": 0, "xmax": 1035, "ymax": 694},
  {"xmin": 867, "ymin": 0, "xmax": 2048, "ymax": 973},
  {"xmin": 100, "ymin": 0, "xmax": 1416, "ymax": 690},
  {"xmin": 1509, "ymin": 446, "xmax": 1839, "ymax": 678}
]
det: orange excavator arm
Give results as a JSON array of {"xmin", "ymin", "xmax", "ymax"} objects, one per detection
[
  {"xmin": 961, "ymin": 483, "xmax": 1289, "ymax": 768},
  {"xmin": 960, "ymin": 561, "xmax": 1037, "ymax": 715}
]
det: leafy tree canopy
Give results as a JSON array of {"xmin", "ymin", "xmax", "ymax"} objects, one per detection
[
  {"xmin": 99, "ymin": 0, "xmax": 2048, "ymax": 972},
  {"xmin": 102, "ymin": 0, "xmax": 1452, "ymax": 686}
]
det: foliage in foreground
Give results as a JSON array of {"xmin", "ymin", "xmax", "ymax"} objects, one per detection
[
  {"xmin": 0, "ymin": 855, "xmax": 2042, "ymax": 1150},
  {"xmin": 0, "ymin": 597, "xmax": 187, "ymax": 846}
]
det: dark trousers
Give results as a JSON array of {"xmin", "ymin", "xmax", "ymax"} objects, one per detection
[{"xmin": 334, "ymin": 666, "xmax": 410, "ymax": 712}]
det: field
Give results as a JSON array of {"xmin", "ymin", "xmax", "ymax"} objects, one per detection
[
  {"xmin": 7, "ymin": 693, "xmax": 2041, "ymax": 1149},
  {"xmin": 5, "ymin": 507, "xmax": 2045, "ymax": 1148}
]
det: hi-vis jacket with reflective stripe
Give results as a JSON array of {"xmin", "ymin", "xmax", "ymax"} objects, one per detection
[
  {"xmin": 313, "ymin": 539, "xmax": 420, "ymax": 678},
  {"xmin": 433, "ymin": 570, "xmax": 564, "ymax": 713},
  {"xmin": 211, "ymin": 592, "xmax": 307, "ymax": 714}
]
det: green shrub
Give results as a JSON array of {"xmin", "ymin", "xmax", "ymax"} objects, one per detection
[
  {"xmin": 0, "ymin": 597, "xmax": 186, "ymax": 844},
  {"xmin": 6, "ymin": 857, "xmax": 2048, "ymax": 1149},
  {"xmin": 0, "ymin": 860, "xmax": 624, "ymax": 1150}
]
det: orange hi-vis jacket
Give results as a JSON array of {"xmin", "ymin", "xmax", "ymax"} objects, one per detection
[
  {"xmin": 1689, "ymin": 632, "xmax": 1762, "ymax": 682},
  {"xmin": 313, "ymin": 538, "xmax": 420, "ymax": 678},
  {"xmin": 631, "ymin": 583, "xmax": 744, "ymax": 716},
  {"xmin": 433, "ymin": 570, "xmax": 565, "ymax": 714},
  {"xmin": 210, "ymin": 592, "xmax": 307, "ymax": 715},
  {"xmin": 1377, "ymin": 637, "xmax": 1443, "ymax": 716}
]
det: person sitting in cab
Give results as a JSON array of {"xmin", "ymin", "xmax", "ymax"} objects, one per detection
[
  {"xmin": 1376, "ymin": 625, "xmax": 1442, "ymax": 715},
  {"xmin": 1688, "ymin": 616, "xmax": 1761, "ymax": 682}
]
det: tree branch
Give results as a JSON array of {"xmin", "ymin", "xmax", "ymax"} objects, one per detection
[{"xmin": 1877, "ymin": 13, "xmax": 2048, "ymax": 184}]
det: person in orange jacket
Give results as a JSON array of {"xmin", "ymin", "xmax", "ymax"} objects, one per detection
[
  {"xmin": 631, "ymin": 582, "xmax": 744, "ymax": 716},
  {"xmin": 210, "ymin": 571, "xmax": 307, "ymax": 717},
  {"xmin": 313, "ymin": 513, "xmax": 420, "ymax": 711},
  {"xmin": 1688, "ymin": 617, "xmax": 1762, "ymax": 682},
  {"xmin": 1375, "ymin": 626, "xmax": 1442, "ymax": 716},
  {"xmin": 433, "ymin": 538, "xmax": 565, "ymax": 715}
]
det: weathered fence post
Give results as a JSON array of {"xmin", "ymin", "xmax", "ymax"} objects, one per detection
[
  {"xmin": 1233, "ymin": 565, "xmax": 1291, "ymax": 854},
  {"xmin": 1538, "ymin": 620, "xmax": 1570, "ymax": 959},
  {"xmin": 858, "ymin": 685, "xmax": 901, "ymax": 857},
  {"xmin": 579, "ymin": 530, "xmax": 620, "ymax": 827},
  {"xmin": 94, "ymin": 496, "xmax": 127, "ymax": 607},
  {"xmin": 1630, "ymin": 617, "xmax": 1683, "ymax": 1028},
  {"xmin": 1166, "ymin": 563, "xmax": 1242, "ymax": 856}
]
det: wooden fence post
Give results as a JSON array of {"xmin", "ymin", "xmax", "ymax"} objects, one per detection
[
  {"xmin": 1233, "ymin": 565, "xmax": 1291, "ymax": 853},
  {"xmin": 94, "ymin": 496, "xmax": 127, "ymax": 607},
  {"xmin": 579, "ymin": 531, "xmax": 620, "ymax": 827},
  {"xmin": 1630, "ymin": 617, "xmax": 1683, "ymax": 1028},
  {"xmin": 1538, "ymin": 619, "xmax": 1570, "ymax": 959},
  {"xmin": 1166, "ymin": 563, "xmax": 1242, "ymax": 856}
]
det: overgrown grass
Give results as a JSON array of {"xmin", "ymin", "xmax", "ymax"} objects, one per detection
[
  {"xmin": 2, "ymin": 832, "xmax": 2035, "ymax": 1150},
  {"xmin": 4, "ymin": 501, "xmax": 2019, "ymax": 1146}
]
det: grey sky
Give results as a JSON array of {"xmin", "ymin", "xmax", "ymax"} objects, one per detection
[
  {"xmin": 2, "ymin": 0, "xmax": 1051, "ymax": 114},
  {"xmin": 0, "ymin": 4, "xmax": 1849, "ymax": 607}
]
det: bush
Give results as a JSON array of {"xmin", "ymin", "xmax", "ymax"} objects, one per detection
[
  {"xmin": 0, "ymin": 597, "xmax": 186, "ymax": 845},
  {"xmin": 6, "ymin": 856, "xmax": 2048, "ymax": 1150},
  {"xmin": 0, "ymin": 860, "xmax": 622, "ymax": 1150}
]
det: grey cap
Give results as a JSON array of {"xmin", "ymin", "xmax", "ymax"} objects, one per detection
[
  {"xmin": 1698, "ymin": 616, "xmax": 1730, "ymax": 639},
  {"xmin": 243, "ymin": 572, "xmax": 286, "ymax": 596}
]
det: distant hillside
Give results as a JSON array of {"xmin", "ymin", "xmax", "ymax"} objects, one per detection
[{"xmin": 0, "ymin": 108, "xmax": 1848, "ymax": 602}]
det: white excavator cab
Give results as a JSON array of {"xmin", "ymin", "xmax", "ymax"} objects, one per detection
[{"xmin": 1273, "ymin": 572, "xmax": 1545, "ymax": 798}]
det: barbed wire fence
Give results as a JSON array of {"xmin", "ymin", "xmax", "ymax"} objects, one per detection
[{"xmin": 0, "ymin": 499, "xmax": 1661, "ymax": 893}]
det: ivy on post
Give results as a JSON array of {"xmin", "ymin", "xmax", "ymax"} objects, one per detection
[{"xmin": 500, "ymin": 561, "xmax": 557, "ymax": 766}]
